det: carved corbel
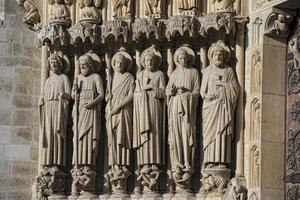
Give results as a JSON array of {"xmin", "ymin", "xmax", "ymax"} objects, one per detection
[
  {"xmin": 199, "ymin": 12, "xmax": 234, "ymax": 37},
  {"xmin": 265, "ymin": 12, "xmax": 293, "ymax": 38},
  {"xmin": 132, "ymin": 18, "xmax": 164, "ymax": 41},
  {"xmin": 165, "ymin": 16, "xmax": 199, "ymax": 41},
  {"xmin": 17, "ymin": 0, "xmax": 42, "ymax": 31}
]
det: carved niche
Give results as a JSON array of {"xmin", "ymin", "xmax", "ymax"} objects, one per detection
[
  {"xmin": 250, "ymin": 98, "xmax": 261, "ymax": 141},
  {"xmin": 251, "ymin": 50, "xmax": 262, "ymax": 93},
  {"xmin": 252, "ymin": 17, "xmax": 263, "ymax": 46},
  {"xmin": 249, "ymin": 145, "xmax": 260, "ymax": 187}
]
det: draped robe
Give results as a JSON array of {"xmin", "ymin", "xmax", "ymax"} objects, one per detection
[
  {"xmin": 112, "ymin": 0, "xmax": 131, "ymax": 18},
  {"xmin": 106, "ymin": 72, "xmax": 134, "ymax": 166},
  {"xmin": 200, "ymin": 65, "xmax": 239, "ymax": 165},
  {"xmin": 213, "ymin": 0, "xmax": 234, "ymax": 12},
  {"xmin": 133, "ymin": 69, "xmax": 166, "ymax": 166},
  {"xmin": 73, "ymin": 73, "xmax": 104, "ymax": 166},
  {"xmin": 49, "ymin": 3, "xmax": 70, "ymax": 22},
  {"xmin": 145, "ymin": 0, "xmax": 161, "ymax": 16},
  {"xmin": 40, "ymin": 73, "xmax": 70, "ymax": 166},
  {"xmin": 177, "ymin": 0, "xmax": 199, "ymax": 10},
  {"xmin": 166, "ymin": 67, "xmax": 200, "ymax": 169}
]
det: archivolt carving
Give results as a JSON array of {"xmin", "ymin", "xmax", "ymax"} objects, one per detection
[
  {"xmin": 18, "ymin": 0, "xmax": 42, "ymax": 31},
  {"xmin": 265, "ymin": 12, "xmax": 293, "ymax": 38}
]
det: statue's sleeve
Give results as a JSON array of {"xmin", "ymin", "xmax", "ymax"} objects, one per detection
[
  {"xmin": 192, "ymin": 69, "xmax": 200, "ymax": 97},
  {"xmin": 153, "ymin": 72, "xmax": 166, "ymax": 99},
  {"xmin": 96, "ymin": 75, "xmax": 105, "ymax": 99},
  {"xmin": 225, "ymin": 68, "xmax": 239, "ymax": 105}
]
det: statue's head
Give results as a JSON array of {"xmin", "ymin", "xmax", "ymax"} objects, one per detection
[
  {"xmin": 94, "ymin": 0, "xmax": 102, "ymax": 8},
  {"xmin": 144, "ymin": 51, "xmax": 156, "ymax": 71},
  {"xmin": 79, "ymin": 54, "xmax": 94, "ymax": 76},
  {"xmin": 84, "ymin": 0, "xmax": 92, "ymax": 6},
  {"xmin": 278, "ymin": 14, "xmax": 286, "ymax": 22},
  {"xmin": 176, "ymin": 49, "xmax": 188, "ymax": 68},
  {"xmin": 112, "ymin": 54, "xmax": 126, "ymax": 73},
  {"xmin": 48, "ymin": 54, "xmax": 62, "ymax": 74},
  {"xmin": 208, "ymin": 41, "xmax": 230, "ymax": 68}
]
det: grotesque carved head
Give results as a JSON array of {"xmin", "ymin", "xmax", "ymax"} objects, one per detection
[{"xmin": 79, "ymin": 54, "xmax": 94, "ymax": 76}]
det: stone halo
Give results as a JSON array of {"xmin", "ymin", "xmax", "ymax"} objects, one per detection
[
  {"xmin": 174, "ymin": 46, "xmax": 196, "ymax": 67},
  {"xmin": 140, "ymin": 47, "xmax": 162, "ymax": 69}
]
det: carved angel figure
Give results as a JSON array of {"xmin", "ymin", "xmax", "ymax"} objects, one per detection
[
  {"xmin": 112, "ymin": 0, "xmax": 131, "ymax": 19},
  {"xmin": 212, "ymin": 0, "xmax": 235, "ymax": 12},
  {"xmin": 201, "ymin": 41, "xmax": 239, "ymax": 168},
  {"xmin": 72, "ymin": 53, "xmax": 104, "ymax": 166},
  {"xmin": 49, "ymin": 0, "xmax": 71, "ymax": 25},
  {"xmin": 270, "ymin": 14, "xmax": 292, "ymax": 36},
  {"xmin": 166, "ymin": 46, "xmax": 200, "ymax": 191},
  {"xmin": 40, "ymin": 53, "xmax": 71, "ymax": 167},
  {"xmin": 79, "ymin": 0, "xmax": 102, "ymax": 24}
]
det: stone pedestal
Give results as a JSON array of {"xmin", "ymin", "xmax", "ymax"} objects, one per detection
[
  {"xmin": 196, "ymin": 193, "xmax": 223, "ymax": 200},
  {"xmin": 48, "ymin": 194, "xmax": 67, "ymax": 200}
]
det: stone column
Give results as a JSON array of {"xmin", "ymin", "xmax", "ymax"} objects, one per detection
[
  {"xmin": 235, "ymin": 17, "xmax": 248, "ymax": 178},
  {"xmin": 199, "ymin": 46, "xmax": 208, "ymax": 70}
]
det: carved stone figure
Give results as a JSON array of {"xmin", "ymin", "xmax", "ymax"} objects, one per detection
[
  {"xmin": 252, "ymin": 51, "xmax": 262, "ymax": 93},
  {"xmin": 252, "ymin": 100, "xmax": 260, "ymax": 141},
  {"xmin": 106, "ymin": 51, "xmax": 134, "ymax": 195},
  {"xmin": 71, "ymin": 53, "xmax": 104, "ymax": 196},
  {"xmin": 166, "ymin": 46, "xmax": 200, "ymax": 193},
  {"xmin": 137, "ymin": 165, "xmax": 162, "ymax": 194},
  {"xmin": 177, "ymin": 0, "xmax": 199, "ymax": 12},
  {"xmin": 201, "ymin": 40, "xmax": 238, "ymax": 168},
  {"xmin": 200, "ymin": 41, "xmax": 239, "ymax": 194},
  {"xmin": 112, "ymin": 0, "xmax": 131, "ymax": 19},
  {"xmin": 270, "ymin": 14, "xmax": 292, "ymax": 36},
  {"xmin": 71, "ymin": 166, "xmax": 97, "ymax": 195},
  {"xmin": 79, "ymin": 0, "xmax": 102, "ymax": 24},
  {"xmin": 133, "ymin": 47, "xmax": 166, "ymax": 194},
  {"xmin": 250, "ymin": 146, "xmax": 260, "ymax": 187},
  {"xmin": 22, "ymin": 0, "xmax": 41, "ymax": 30},
  {"xmin": 145, "ymin": 0, "xmax": 162, "ymax": 18},
  {"xmin": 49, "ymin": 0, "xmax": 71, "ymax": 25},
  {"xmin": 224, "ymin": 178, "xmax": 247, "ymax": 200},
  {"xmin": 39, "ymin": 53, "xmax": 71, "ymax": 168},
  {"xmin": 212, "ymin": 0, "xmax": 235, "ymax": 12}
]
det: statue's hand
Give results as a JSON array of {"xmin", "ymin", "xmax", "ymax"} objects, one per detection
[
  {"xmin": 39, "ymin": 97, "xmax": 44, "ymax": 106},
  {"xmin": 143, "ymin": 84, "xmax": 153, "ymax": 91},
  {"xmin": 166, "ymin": 88, "xmax": 176, "ymax": 96},
  {"xmin": 83, "ymin": 101, "xmax": 95, "ymax": 109},
  {"xmin": 215, "ymin": 80, "xmax": 226, "ymax": 87},
  {"xmin": 110, "ymin": 107, "xmax": 120, "ymax": 116},
  {"xmin": 105, "ymin": 94, "xmax": 112, "ymax": 102},
  {"xmin": 204, "ymin": 93, "xmax": 219, "ymax": 101}
]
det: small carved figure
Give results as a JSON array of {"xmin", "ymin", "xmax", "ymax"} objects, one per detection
[
  {"xmin": 270, "ymin": 14, "xmax": 292, "ymax": 36},
  {"xmin": 201, "ymin": 40, "xmax": 239, "ymax": 169},
  {"xmin": 79, "ymin": 0, "xmax": 102, "ymax": 24},
  {"xmin": 133, "ymin": 47, "xmax": 165, "ymax": 193},
  {"xmin": 112, "ymin": 0, "xmax": 131, "ymax": 19},
  {"xmin": 22, "ymin": 0, "xmax": 40, "ymax": 27},
  {"xmin": 252, "ymin": 51, "xmax": 262, "ymax": 93},
  {"xmin": 106, "ymin": 51, "xmax": 134, "ymax": 194},
  {"xmin": 137, "ymin": 164, "xmax": 161, "ymax": 193},
  {"xmin": 39, "ymin": 53, "xmax": 71, "ymax": 167},
  {"xmin": 166, "ymin": 46, "xmax": 200, "ymax": 192},
  {"xmin": 71, "ymin": 166, "xmax": 97, "ymax": 194},
  {"xmin": 49, "ymin": 0, "xmax": 71, "ymax": 25},
  {"xmin": 145, "ymin": 0, "xmax": 162, "ymax": 18},
  {"xmin": 212, "ymin": 0, "xmax": 235, "ymax": 12},
  {"xmin": 224, "ymin": 178, "xmax": 247, "ymax": 200}
]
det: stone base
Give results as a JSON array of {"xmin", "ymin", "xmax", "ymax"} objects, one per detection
[
  {"xmin": 48, "ymin": 194, "xmax": 67, "ymax": 200},
  {"xmin": 162, "ymin": 193, "xmax": 174, "ymax": 200},
  {"xmin": 196, "ymin": 193, "xmax": 223, "ymax": 200},
  {"xmin": 99, "ymin": 194, "xmax": 111, "ymax": 200},
  {"xmin": 68, "ymin": 194, "xmax": 79, "ymax": 200}
]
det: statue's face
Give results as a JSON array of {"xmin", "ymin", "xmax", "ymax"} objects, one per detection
[
  {"xmin": 278, "ymin": 14, "xmax": 285, "ymax": 22},
  {"xmin": 49, "ymin": 58, "xmax": 61, "ymax": 74},
  {"xmin": 212, "ymin": 50, "xmax": 224, "ymax": 68},
  {"xmin": 94, "ymin": 0, "xmax": 101, "ymax": 7},
  {"xmin": 80, "ymin": 58, "xmax": 92, "ymax": 76},
  {"xmin": 145, "ymin": 54, "xmax": 155, "ymax": 71},
  {"xmin": 114, "ymin": 56, "xmax": 125, "ymax": 73},
  {"xmin": 178, "ymin": 52, "xmax": 188, "ymax": 67},
  {"xmin": 84, "ymin": 0, "xmax": 92, "ymax": 6}
]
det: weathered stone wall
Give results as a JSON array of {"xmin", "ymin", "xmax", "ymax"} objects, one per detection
[{"xmin": 0, "ymin": 1, "xmax": 40, "ymax": 199}]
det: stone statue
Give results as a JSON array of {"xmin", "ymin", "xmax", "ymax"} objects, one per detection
[
  {"xmin": 22, "ymin": 0, "xmax": 40, "ymax": 28},
  {"xmin": 270, "ymin": 14, "xmax": 292, "ymax": 36},
  {"xmin": 133, "ymin": 47, "xmax": 166, "ymax": 194},
  {"xmin": 177, "ymin": 0, "xmax": 199, "ymax": 12},
  {"xmin": 145, "ymin": 0, "xmax": 162, "ymax": 18},
  {"xmin": 106, "ymin": 51, "xmax": 134, "ymax": 195},
  {"xmin": 200, "ymin": 40, "xmax": 239, "ymax": 194},
  {"xmin": 112, "ymin": 0, "xmax": 131, "ymax": 19},
  {"xmin": 166, "ymin": 46, "xmax": 200, "ymax": 193},
  {"xmin": 252, "ymin": 51, "xmax": 262, "ymax": 93},
  {"xmin": 224, "ymin": 178, "xmax": 247, "ymax": 200},
  {"xmin": 79, "ymin": 0, "xmax": 102, "ymax": 24},
  {"xmin": 212, "ymin": 0, "xmax": 235, "ymax": 12},
  {"xmin": 49, "ymin": 0, "xmax": 71, "ymax": 25},
  {"xmin": 71, "ymin": 53, "xmax": 104, "ymax": 196},
  {"xmin": 39, "ymin": 53, "xmax": 71, "ymax": 168}
]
